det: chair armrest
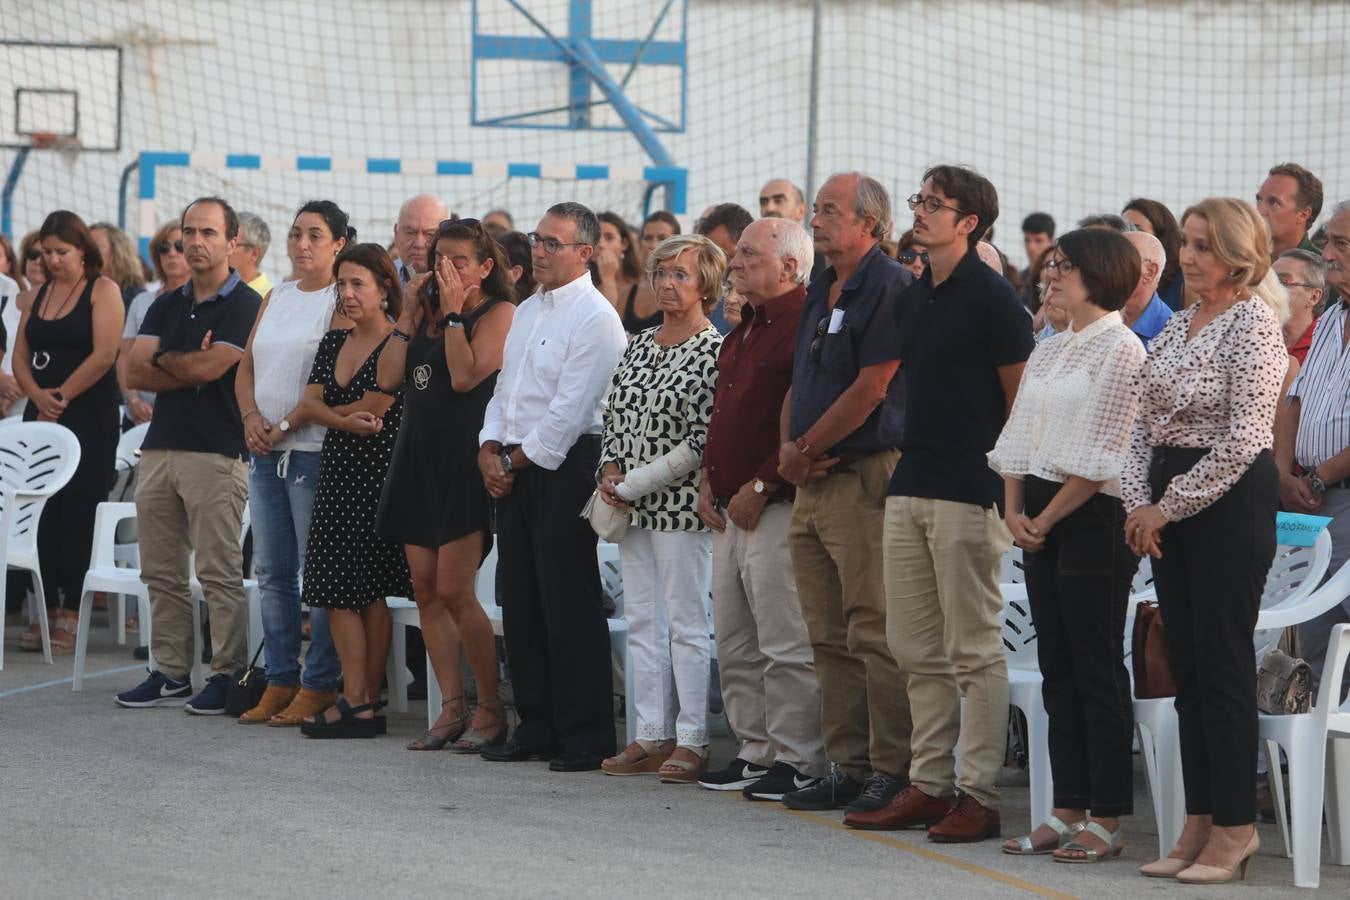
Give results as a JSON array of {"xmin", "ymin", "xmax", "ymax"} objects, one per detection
[{"xmin": 1257, "ymin": 558, "xmax": 1350, "ymax": 631}]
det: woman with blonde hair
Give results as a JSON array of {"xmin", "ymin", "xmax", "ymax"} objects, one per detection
[
  {"xmin": 1121, "ymin": 197, "xmax": 1285, "ymax": 884},
  {"xmin": 597, "ymin": 234, "xmax": 724, "ymax": 782},
  {"xmin": 89, "ymin": 223, "xmax": 147, "ymax": 307}
]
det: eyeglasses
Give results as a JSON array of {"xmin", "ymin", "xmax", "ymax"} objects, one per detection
[
  {"xmin": 652, "ymin": 267, "xmax": 694, "ymax": 285},
  {"xmin": 897, "ymin": 250, "xmax": 929, "ymax": 266},
  {"xmin": 26, "ymin": 249, "xmax": 42, "ymax": 261},
  {"xmin": 907, "ymin": 194, "xmax": 966, "ymax": 216},
  {"xmin": 1277, "ymin": 277, "xmax": 1316, "ymax": 289},
  {"xmin": 157, "ymin": 240, "xmax": 185, "ymax": 255},
  {"xmin": 527, "ymin": 231, "xmax": 588, "ymax": 255},
  {"xmin": 1043, "ymin": 258, "xmax": 1078, "ymax": 276},
  {"xmin": 809, "ymin": 314, "xmax": 832, "ymax": 359},
  {"xmin": 439, "ymin": 217, "xmax": 482, "ymax": 232}
]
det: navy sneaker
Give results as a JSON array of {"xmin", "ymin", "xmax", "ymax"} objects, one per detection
[
  {"xmin": 743, "ymin": 762, "xmax": 820, "ymax": 801},
  {"xmin": 783, "ymin": 766, "xmax": 865, "ymax": 810},
  {"xmin": 115, "ymin": 671, "xmax": 192, "ymax": 708},
  {"xmin": 184, "ymin": 673, "xmax": 231, "ymax": 716},
  {"xmin": 698, "ymin": 757, "xmax": 770, "ymax": 792},
  {"xmin": 844, "ymin": 773, "xmax": 907, "ymax": 814}
]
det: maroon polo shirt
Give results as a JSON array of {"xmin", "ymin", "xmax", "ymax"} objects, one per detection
[{"xmin": 702, "ymin": 284, "xmax": 807, "ymax": 500}]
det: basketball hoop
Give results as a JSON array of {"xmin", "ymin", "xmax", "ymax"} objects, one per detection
[{"xmin": 30, "ymin": 131, "xmax": 82, "ymax": 167}]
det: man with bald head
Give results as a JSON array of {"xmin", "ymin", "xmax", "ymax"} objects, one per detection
[
  {"xmin": 392, "ymin": 193, "xmax": 449, "ymax": 284},
  {"xmin": 1121, "ymin": 231, "xmax": 1172, "ymax": 347}
]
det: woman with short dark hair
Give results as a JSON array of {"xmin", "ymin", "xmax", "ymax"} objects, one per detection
[
  {"xmin": 989, "ymin": 227, "xmax": 1146, "ymax": 863},
  {"xmin": 12, "ymin": 210, "xmax": 124, "ymax": 654}
]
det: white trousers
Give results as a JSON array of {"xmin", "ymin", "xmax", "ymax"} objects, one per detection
[{"xmin": 619, "ymin": 526, "xmax": 712, "ymax": 747}]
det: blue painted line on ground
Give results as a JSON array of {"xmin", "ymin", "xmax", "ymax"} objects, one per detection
[{"xmin": 0, "ymin": 663, "xmax": 144, "ymax": 700}]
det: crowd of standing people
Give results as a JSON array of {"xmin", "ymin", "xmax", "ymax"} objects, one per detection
[{"xmin": 3, "ymin": 155, "xmax": 1348, "ymax": 887}]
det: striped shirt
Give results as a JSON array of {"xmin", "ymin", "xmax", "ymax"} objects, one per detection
[{"xmin": 1289, "ymin": 301, "xmax": 1350, "ymax": 468}]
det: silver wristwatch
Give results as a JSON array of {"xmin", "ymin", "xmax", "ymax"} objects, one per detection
[
  {"xmin": 500, "ymin": 452, "xmax": 514, "ymax": 474},
  {"xmin": 1308, "ymin": 466, "xmax": 1326, "ymax": 494}
]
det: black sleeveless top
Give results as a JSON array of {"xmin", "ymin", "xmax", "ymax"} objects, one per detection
[
  {"xmin": 25, "ymin": 279, "xmax": 119, "ymax": 400},
  {"xmin": 620, "ymin": 283, "xmax": 661, "ymax": 334},
  {"xmin": 375, "ymin": 297, "xmax": 506, "ymax": 552}
]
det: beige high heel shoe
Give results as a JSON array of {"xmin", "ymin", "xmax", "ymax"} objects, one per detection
[
  {"xmin": 1139, "ymin": 856, "xmax": 1196, "ymax": 878},
  {"xmin": 1175, "ymin": 831, "xmax": 1259, "ymax": 884}
]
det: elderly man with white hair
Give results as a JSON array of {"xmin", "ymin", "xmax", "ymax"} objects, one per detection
[
  {"xmin": 1122, "ymin": 230, "xmax": 1173, "ymax": 346},
  {"xmin": 391, "ymin": 193, "xmax": 449, "ymax": 284},
  {"xmin": 696, "ymin": 218, "xmax": 827, "ymax": 800}
]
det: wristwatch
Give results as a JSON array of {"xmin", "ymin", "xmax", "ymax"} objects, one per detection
[
  {"xmin": 1308, "ymin": 466, "xmax": 1326, "ymax": 494},
  {"xmin": 151, "ymin": 349, "xmax": 166, "ymax": 369},
  {"xmin": 753, "ymin": 478, "xmax": 768, "ymax": 494},
  {"xmin": 437, "ymin": 311, "xmax": 464, "ymax": 329},
  {"xmin": 278, "ymin": 419, "xmax": 291, "ymax": 433},
  {"xmin": 500, "ymin": 451, "xmax": 514, "ymax": 474}
]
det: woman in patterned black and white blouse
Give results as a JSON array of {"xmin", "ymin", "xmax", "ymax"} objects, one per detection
[
  {"xmin": 989, "ymin": 228, "xmax": 1146, "ymax": 864},
  {"xmin": 1121, "ymin": 198, "xmax": 1287, "ymax": 885},
  {"xmin": 597, "ymin": 234, "xmax": 725, "ymax": 783}
]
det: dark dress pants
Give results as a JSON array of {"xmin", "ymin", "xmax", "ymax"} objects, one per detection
[
  {"xmin": 1149, "ymin": 447, "xmax": 1277, "ymax": 827},
  {"xmin": 1023, "ymin": 476, "xmax": 1138, "ymax": 816},
  {"xmin": 497, "ymin": 435, "xmax": 616, "ymax": 758}
]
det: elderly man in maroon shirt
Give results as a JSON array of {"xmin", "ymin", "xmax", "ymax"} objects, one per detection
[{"xmin": 695, "ymin": 218, "xmax": 826, "ymax": 800}]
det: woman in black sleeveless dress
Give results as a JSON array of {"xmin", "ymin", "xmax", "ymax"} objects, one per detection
[
  {"xmin": 376, "ymin": 219, "xmax": 515, "ymax": 751},
  {"xmin": 12, "ymin": 211, "xmax": 123, "ymax": 654}
]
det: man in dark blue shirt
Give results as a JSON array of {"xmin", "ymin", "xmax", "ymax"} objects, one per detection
[
  {"xmin": 775, "ymin": 172, "xmax": 914, "ymax": 816},
  {"xmin": 114, "ymin": 196, "xmax": 261, "ymax": 716},
  {"xmin": 850, "ymin": 166, "xmax": 1033, "ymax": 842}
]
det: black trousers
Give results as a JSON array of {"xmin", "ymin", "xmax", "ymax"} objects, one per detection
[
  {"xmin": 1023, "ymin": 476, "xmax": 1138, "ymax": 816},
  {"xmin": 497, "ymin": 435, "xmax": 616, "ymax": 758},
  {"xmin": 1150, "ymin": 447, "xmax": 1277, "ymax": 827}
]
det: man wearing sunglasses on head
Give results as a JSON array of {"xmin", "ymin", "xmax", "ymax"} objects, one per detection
[
  {"xmin": 776, "ymin": 171, "xmax": 914, "ymax": 817},
  {"xmin": 477, "ymin": 202, "xmax": 627, "ymax": 772}
]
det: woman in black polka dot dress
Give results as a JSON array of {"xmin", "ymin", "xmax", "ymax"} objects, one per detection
[{"xmin": 285, "ymin": 243, "xmax": 412, "ymax": 739}]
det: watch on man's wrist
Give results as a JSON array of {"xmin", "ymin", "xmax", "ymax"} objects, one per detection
[
  {"xmin": 151, "ymin": 349, "xmax": 166, "ymax": 369},
  {"xmin": 1309, "ymin": 467, "xmax": 1327, "ymax": 494},
  {"xmin": 500, "ymin": 452, "xmax": 514, "ymax": 474},
  {"xmin": 753, "ymin": 478, "xmax": 768, "ymax": 494},
  {"xmin": 278, "ymin": 419, "xmax": 291, "ymax": 433}
]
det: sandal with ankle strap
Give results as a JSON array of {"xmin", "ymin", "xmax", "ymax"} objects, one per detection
[
  {"xmin": 1054, "ymin": 821, "xmax": 1125, "ymax": 864},
  {"xmin": 1002, "ymin": 814, "xmax": 1086, "ymax": 855},
  {"xmin": 299, "ymin": 697, "xmax": 380, "ymax": 739},
  {"xmin": 407, "ymin": 697, "xmax": 468, "ymax": 751},
  {"xmin": 451, "ymin": 699, "xmax": 508, "ymax": 754}
]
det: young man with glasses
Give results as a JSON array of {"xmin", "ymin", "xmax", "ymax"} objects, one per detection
[
  {"xmin": 848, "ymin": 166, "xmax": 1033, "ymax": 842},
  {"xmin": 477, "ymin": 202, "xmax": 627, "ymax": 772},
  {"xmin": 776, "ymin": 172, "xmax": 914, "ymax": 817}
]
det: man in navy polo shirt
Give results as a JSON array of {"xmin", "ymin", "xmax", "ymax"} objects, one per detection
[
  {"xmin": 775, "ymin": 172, "xmax": 914, "ymax": 817},
  {"xmin": 115, "ymin": 196, "xmax": 262, "ymax": 715},
  {"xmin": 854, "ymin": 166, "xmax": 1033, "ymax": 842}
]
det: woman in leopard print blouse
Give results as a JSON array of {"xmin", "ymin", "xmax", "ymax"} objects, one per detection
[
  {"xmin": 1121, "ymin": 198, "xmax": 1286, "ymax": 883},
  {"xmin": 597, "ymin": 234, "xmax": 725, "ymax": 783}
]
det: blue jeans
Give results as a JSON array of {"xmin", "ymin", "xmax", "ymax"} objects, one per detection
[{"xmin": 249, "ymin": 450, "xmax": 340, "ymax": 690}]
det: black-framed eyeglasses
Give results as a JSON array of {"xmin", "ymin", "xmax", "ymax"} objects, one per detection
[
  {"xmin": 809, "ymin": 314, "xmax": 831, "ymax": 359},
  {"xmin": 1043, "ymin": 258, "xmax": 1078, "ymax": 276},
  {"xmin": 26, "ymin": 249, "xmax": 42, "ymax": 261},
  {"xmin": 907, "ymin": 194, "xmax": 966, "ymax": 216},
  {"xmin": 898, "ymin": 250, "xmax": 929, "ymax": 266},
  {"xmin": 527, "ymin": 231, "xmax": 588, "ymax": 255},
  {"xmin": 439, "ymin": 217, "xmax": 482, "ymax": 232},
  {"xmin": 157, "ymin": 240, "xmax": 185, "ymax": 255}
]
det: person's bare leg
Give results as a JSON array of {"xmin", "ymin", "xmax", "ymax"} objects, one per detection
[
  {"xmin": 438, "ymin": 532, "xmax": 501, "ymax": 730},
  {"xmin": 314, "ymin": 608, "xmax": 372, "ymax": 723},
  {"xmin": 406, "ymin": 545, "xmax": 466, "ymax": 728}
]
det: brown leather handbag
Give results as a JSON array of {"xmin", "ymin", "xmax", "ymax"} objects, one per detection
[{"xmin": 1132, "ymin": 601, "xmax": 1177, "ymax": 698}]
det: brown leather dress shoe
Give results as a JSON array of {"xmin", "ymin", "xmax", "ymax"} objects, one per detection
[
  {"xmin": 927, "ymin": 793, "xmax": 1001, "ymax": 843},
  {"xmin": 844, "ymin": 784, "xmax": 955, "ymax": 831}
]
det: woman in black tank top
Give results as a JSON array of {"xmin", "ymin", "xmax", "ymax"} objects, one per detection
[
  {"xmin": 375, "ymin": 219, "xmax": 516, "ymax": 752},
  {"xmin": 11, "ymin": 211, "xmax": 124, "ymax": 654}
]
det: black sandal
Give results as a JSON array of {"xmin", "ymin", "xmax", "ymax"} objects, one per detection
[{"xmin": 300, "ymin": 698, "xmax": 380, "ymax": 739}]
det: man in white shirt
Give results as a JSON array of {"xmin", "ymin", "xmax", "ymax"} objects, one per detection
[
  {"xmin": 0, "ymin": 271, "xmax": 23, "ymax": 416},
  {"xmin": 1277, "ymin": 199, "xmax": 1350, "ymax": 681},
  {"xmin": 478, "ymin": 202, "xmax": 628, "ymax": 771},
  {"xmin": 392, "ymin": 194, "xmax": 448, "ymax": 285}
]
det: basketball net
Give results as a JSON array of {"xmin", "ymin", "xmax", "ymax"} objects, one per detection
[{"xmin": 30, "ymin": 131, "xmax": 82, "ymax": 168}]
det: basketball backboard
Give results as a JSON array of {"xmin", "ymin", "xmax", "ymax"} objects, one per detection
[{"xmin": 0, "ymin": 42, "xmax": 122, "ymax": 150}]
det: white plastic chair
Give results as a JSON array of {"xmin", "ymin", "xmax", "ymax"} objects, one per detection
[
  {"xmin": 72, "ymin": 502, "xmax": 149, "ymax": 689},
  {"xmin": 1135, "ymin": 532, "xmax": 1333, "ymax": 859},
  {"xmin": 0, "ymin": 422, "xmax": 81, "ymax": 670},
  {"xmin": 188, "ymin": 503, "xmax": 261, "ymax": 687},
  {"xmin": 1000, "ymin": 582, "xmax": 1053, "ymax": 829}
]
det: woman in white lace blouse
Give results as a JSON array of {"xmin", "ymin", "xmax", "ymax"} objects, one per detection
[
  {"xmin": 989, "ymin": 228, "xmax": 1146, "ymax": 865},
  {"xmin": 1120, "ymin": 198, "xmax": 1286, "ymax": 885},
  {"xmin": 597, "ymin": 234, "xmax": 724, "ymax": 783}
]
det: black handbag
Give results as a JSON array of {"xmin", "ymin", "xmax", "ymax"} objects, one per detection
[{"xmin": 225, "ymin": 641, "xmax": 267, "ymax": 717}]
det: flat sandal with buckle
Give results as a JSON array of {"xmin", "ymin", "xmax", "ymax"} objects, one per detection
[
  {"xmin": 1002, "ymin": 815, "xmax": 1086, "ymax": 855},
  {"xmin": 1054, "ymin": 821, "xmax": 1125, "ymax": 864}
]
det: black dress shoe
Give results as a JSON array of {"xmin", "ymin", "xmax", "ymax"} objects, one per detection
[
  {"xmin": 549, "ymin": 755, "xmax": 604, "ymax": 772},
  {"xmin": 480, "ymin": 740, "xmax": 553, "ymax": 762}
]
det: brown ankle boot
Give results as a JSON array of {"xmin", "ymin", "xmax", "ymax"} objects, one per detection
[
  {"xmin": 239, "ymin": 684, "xmax": 299, "ymax": 724},
  {"xmin": 267, "ymin": 687, "xmax": 339, "ymax": 726}
]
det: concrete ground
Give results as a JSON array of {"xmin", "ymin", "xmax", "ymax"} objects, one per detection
[{"xmin": 2, "ymin": 622, "xmax": 1347, "ymax": 899}]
